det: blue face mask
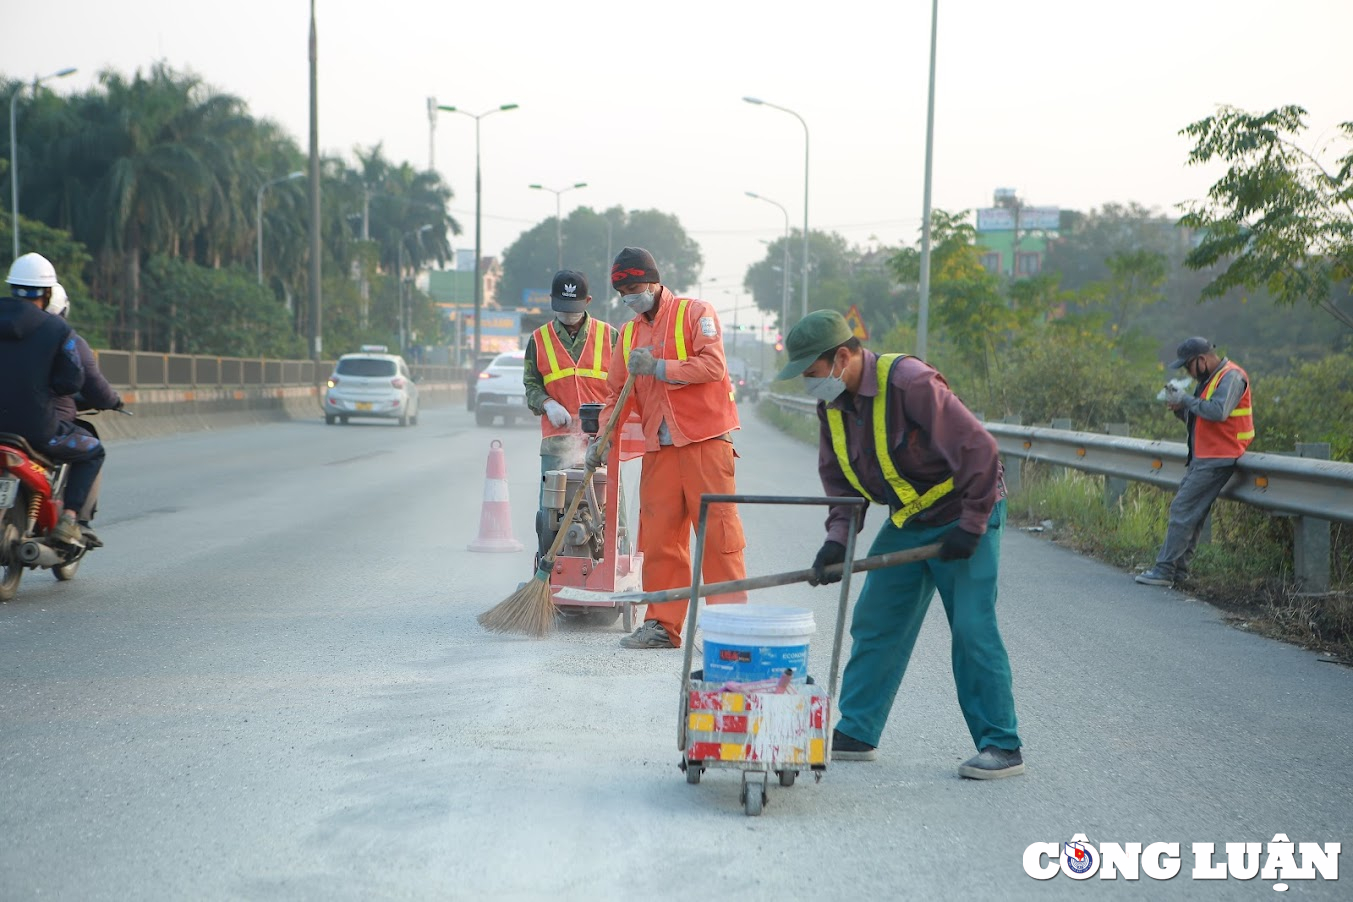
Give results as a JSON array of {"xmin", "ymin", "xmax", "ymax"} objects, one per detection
[
  {"xmin": 803, "ymin": 359, "xmax": 846, "ymax": 404},
  {"xmin": 622, "ymin": 290, "xmax": 655, "ymax": 314}
]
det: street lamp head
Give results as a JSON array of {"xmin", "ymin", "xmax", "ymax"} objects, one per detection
[
  {"xmin": 529, "ymin": 184, "xmax": 544, "ymax": 190},
  {"xmin": 572, "ymin": 181, "xmax": 588, "ymax": 189},
  {"xmin": 53, "ymin": 68, "xmax": 77, "ymax": 79},
  {"xmin": 742, "ymin": 96, "xmax": 764, "ymax": 105},
  {"xmin": 499, "ymin": 103, "xmax": 519, "ymax": 112},
  {"xmin": 745, "ymin": 191, "xmax": 760, "ymax": 199},
  {"xmin": 286, "ymin": 170, "xmax": 305, "ymax": 180}
]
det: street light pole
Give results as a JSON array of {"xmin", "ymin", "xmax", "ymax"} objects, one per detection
[
  {"xmin": 9, "ymin": 66, "xmax": 76, "ymax": 260},
  {"xmin": 529, "ymin": 182, "xmax": 588, "ymax": 271},
  {"xmin": 256, "ymin": 171, "xmax": 304, "ymax": 285},
  {"xmin": 439, "ymin": 103, "xmax": 519, "ymax": 361},
  {"xmin": 916, "ymin": 0, "xmax": 940, "ymax": 360},
  {"xmin": 745, "ymin": 191, "xmax": 791, "ymax": 337},
  {"xmin": 743, "ymin": 96, "xmax": 809, "ymax": 319},
  {"xmin": 426, "ymin": 96, "xmax": 437, "ymax": 170}
]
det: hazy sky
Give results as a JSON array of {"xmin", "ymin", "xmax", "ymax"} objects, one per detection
[{"xmin": 8, "ymin": 0, "xmax": 1352, "ymax": 323}]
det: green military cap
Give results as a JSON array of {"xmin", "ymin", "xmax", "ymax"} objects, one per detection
[{"xmin": 775, "ymin": 309, "xmax": 854, "ymax": 381}]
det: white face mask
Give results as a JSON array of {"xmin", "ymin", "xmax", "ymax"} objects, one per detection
[
  {"xmin": 803, "ymin": 358, "xmax": 847, "ymax": 404},
  {"xmin": 557, "ymin": 311, "xmax": 584, "ymax": 326},
  {"xmin": 622, "ymin": 290, "xmax": 655, "ymax": 314}
]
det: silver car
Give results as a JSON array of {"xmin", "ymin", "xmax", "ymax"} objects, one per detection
[
  {"xmin": 323, "ymin": 349, "xmax": 420, "ymax": 426},
  {"xmin": 474, "ymin": 350, "xmax": 528, "ymax": 426}
]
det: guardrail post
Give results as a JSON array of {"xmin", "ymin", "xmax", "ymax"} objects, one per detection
[
  {"xmin": 1104, "ymin": 423, "xmax": 1129, "ymax": 510},
  {"xmin": 999, "ymin": 415, "xmax": 1022, "ymax": 495},
  {"xmin": 1294, "ymin": 442, "xmax": 1332, "ymax": 593},
  {"xmin": 1050, "ymin": 418, "xmax": 1072, "ymax": 478}
]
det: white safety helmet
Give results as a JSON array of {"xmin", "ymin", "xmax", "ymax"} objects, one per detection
[
  {"xmin": 47, "ymin": 283, "xmax": 70, "ymax": 318},
  {"xmin": 6, "ymin": 252, "xmax": 58, "ymax": 299}
]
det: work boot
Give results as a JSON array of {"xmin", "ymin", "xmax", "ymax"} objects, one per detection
[
  {"xmin": 49, "ymin": 512, "xmax": 83, "ymax": 547},
  {"xmin": 78, "ymin": 522, "xmax": 104, "ymax": 549},
  {"xmin": 831, "ymin": 728, "xmax": 878, "ymax": 761},
  {"xmin": 958, "ymin": 746, "xmax": 1025, "ymax": 780},
  {"xmin": 1134, "ymin": 567, "xmax": 1174, "ymax": 587},
  {"xmin": 620, "ymin": 620, "xmax": 675, "ymax": 649}
]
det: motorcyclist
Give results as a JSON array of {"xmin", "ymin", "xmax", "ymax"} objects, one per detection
[
  {"xmin": 46, "ymin": 283, "xmax": 122, "ymax": 546},
  {"xmin": 0, "ymin": 254, "xmax": 101, "ymax": 547}
]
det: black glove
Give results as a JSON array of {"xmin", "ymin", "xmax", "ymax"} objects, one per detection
[
  {"xmin": 112, "ymin": 397, "xmax": 125, "ymax": 411},
  {"xmin": 938, "ymin": 526, "xmax": 982, "ymax": 562},
  {"xmin": 809, "ymin": 540, "xmax": 847, "ymax": 586}
]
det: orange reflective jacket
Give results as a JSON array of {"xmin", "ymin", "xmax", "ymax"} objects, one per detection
[
  {"xmin": 533, "ymin": 317, "xmax": 613, "ymax": 439},
  {"xmin": 1193, "ymin": 360, "xmax": 1254, "ymax": 459},
  {"xmin": 606, "ymin": 288, "xmax": 738, "ymax": 450}
]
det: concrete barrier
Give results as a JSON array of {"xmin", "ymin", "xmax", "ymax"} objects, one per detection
[{"xmin": 90, "ymin": 384, "xmax": 466, "ymax": 442}]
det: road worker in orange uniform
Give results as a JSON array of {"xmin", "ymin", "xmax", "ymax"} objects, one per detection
[
  {"xmin": 523, "ymin": 269, "xmax": 619, "ymax": 485},
  {"xmin": 588, "ymin": 247, "xmax": 747, "ymax": 649}
]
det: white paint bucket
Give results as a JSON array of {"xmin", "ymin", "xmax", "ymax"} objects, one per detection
[{"xmin": 701, "ymin": 606, "xmax": 816, "ymax": 684}]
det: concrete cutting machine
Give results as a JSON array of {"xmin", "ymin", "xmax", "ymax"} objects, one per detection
[{"xmin": 535, "ymin": 402, "xmax": 646, "ymax": 630}]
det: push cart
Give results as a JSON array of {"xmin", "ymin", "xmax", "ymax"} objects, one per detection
[{"xmin": 678, "ymin": 493, "xmax": 868, "ymax": 816}]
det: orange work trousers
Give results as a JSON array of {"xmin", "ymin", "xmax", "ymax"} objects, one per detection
[{"xmin": 638, "ymin": 440, "xmax": 747, "ymax": 646}]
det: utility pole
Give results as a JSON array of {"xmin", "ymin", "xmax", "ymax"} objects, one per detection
[
  {"xmin": 916, "ymin": 0, "xmax": 939, "ymax": 360},
  {"xmin": 307, "ymin": 0, "xmax": 323, "ymax": 367}
]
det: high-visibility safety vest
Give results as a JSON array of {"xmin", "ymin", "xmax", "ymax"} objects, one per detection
[
  {"xmin": 826, "ymin": 353, "xmax": 954, "ymax": 528},
  {"xmin": 1192, "ymin": 360, "xmax": 1254, "ymax": 459},
  {"xmin": 620, "ymin": 297, "xmax": 738, "ymax": 444},
  {"xmin": 533, "ymin": 317, "xmax": 613, "ymax": 438}
]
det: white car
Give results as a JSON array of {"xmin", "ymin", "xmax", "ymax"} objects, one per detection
[
  {"xmin": 474, "ymin": 350, "xmax": 528, "ymax": 426},
  {"xmin": 323, "ymin": 347, "xmax": 420, "ymax": 427}
]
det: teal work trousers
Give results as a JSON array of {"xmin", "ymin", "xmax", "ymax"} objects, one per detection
[{"xmin": 836, "ymin": 500, "xmax": 1021, "ymax": 752}]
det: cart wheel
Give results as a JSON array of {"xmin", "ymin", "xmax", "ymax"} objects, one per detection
[
  {"xmin": 744, "ymin": 788, "xmax": 764, "ymax": 817},
  {"xmin": 778, "ymin": 770, "xmax": 796, "ymax": 787},
  {"xmin": 685, "ymin": 765, "xmax": 702, "ymax": 785}
]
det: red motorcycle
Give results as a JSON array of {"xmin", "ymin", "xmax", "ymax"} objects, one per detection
[{"xmin": 0, "ymin": 427, "xmax": 93, "ymax": 600}]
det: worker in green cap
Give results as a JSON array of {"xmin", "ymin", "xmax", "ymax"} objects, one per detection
[{"xmin": 776, "ymin": 309, "xmax": 1023, "ymax": 779}]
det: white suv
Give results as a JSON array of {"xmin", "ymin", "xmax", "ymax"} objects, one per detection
[{"xmin": 323, "ymin": 347, "xmax": 420, "ymax": 427}]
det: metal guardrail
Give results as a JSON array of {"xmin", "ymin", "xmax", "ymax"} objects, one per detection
[
  {"xmin": 89, "ymin": 350, "xmax": 460, "ymax": 389},
  {"xmin": 767, "ymin": 391, "xmax": 1347, "ymax": 590}
]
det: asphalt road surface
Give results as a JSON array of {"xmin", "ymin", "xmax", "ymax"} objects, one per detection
[{"xmin": 2, "ymin": 405, "xmax": 1349, "ymax": 900}]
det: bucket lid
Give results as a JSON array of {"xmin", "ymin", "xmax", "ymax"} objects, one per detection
[{"xmin": 701, "ymin": 605, "xmax": 816, "ymax": 638}]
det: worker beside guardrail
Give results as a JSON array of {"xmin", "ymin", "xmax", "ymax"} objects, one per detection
[
  {"xmin": 1136, "ymin": 337, "xmax": 1254, "ymax": 588},
  {"xmin": 777, "ymin": 309, "xmax": 1023, "ymax": 780}
]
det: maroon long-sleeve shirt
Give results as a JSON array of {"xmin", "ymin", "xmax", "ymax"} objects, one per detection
[{"xmin": 817, "ymin": 349, "xmax": 1004, "ymax": 544}]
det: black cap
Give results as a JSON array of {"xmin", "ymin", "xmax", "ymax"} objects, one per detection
[
  {"xmin": 610, "ymin": 247, "xmax": 660, "ymax": 288},
  {"xmin": 1168, "ymin": 336, "xmax": 1214, "ymax": 370},
  {"xmin": 550, "ymin": 269, "xmax": 589, "ymax": 313}
]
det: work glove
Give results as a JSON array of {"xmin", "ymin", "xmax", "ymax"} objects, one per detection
[
  {"xmin": 542, "ymin": 399, "xmax": 572, "ymax": 428},
  {"xmin": 627, "ymin": 346, "xmax": 658, "ymax": 376},
  {"xmin": 1163, "ymin": 383, "xmax": 1187, "ymax": 406},
  {"xmin": 809, "ymin": 540, "xmax": 847, "ymax": 586},
  {"xmin": 112, "ymin": 396, "xmax": 125, "ymax": 411},
  {"xmin": 585, "ymin": 437, "xmax": 608, "ymax": 470},
  {"xmin": 938, "ymin": 526, "xmax": 982, "ymax": 562}
]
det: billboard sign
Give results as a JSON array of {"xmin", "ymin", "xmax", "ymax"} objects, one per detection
[{"xmin": 976, "ymin": 206, "xmax": 1060, "ymax": 232}]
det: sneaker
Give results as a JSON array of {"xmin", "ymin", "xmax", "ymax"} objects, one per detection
[
  {"xmin": 49, "ymin": 513, "xmax": 83, "ymax": 547},
  {"xmin": 1134, "ymin": 567, "xmax": 1174, "ymax": 587},
  {"xmin": 958, "ymin": 746, "xmax": 1025, "ymax": 779},
  {"xmin": 831, "ymin": 728, "xmax": 878, "ymax": 761},
  {"xmin": 620, "ymin": 620, "xmax": 675, "ymax": 649},
  {"xmin": 78, "ymin": 523, "xmax": 103, "ymax": 549}
]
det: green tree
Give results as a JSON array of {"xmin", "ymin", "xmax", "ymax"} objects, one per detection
[
  {"xmin": 497, "ymin": 206, "xmax": 702, "ymax": 320},
  {"xmin": 141, "ymin": 256, "xmax": 304, "ymax": 358},
  {"xmin": 1179, "ymin": 105, "xmax": 1353, "ymax": 330}
]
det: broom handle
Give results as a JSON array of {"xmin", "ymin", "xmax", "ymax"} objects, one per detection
[
  {"xmin": 540, "ymin": 373, "xmax": 637, "ymax": 565},
  {"xmin": 619, "ymin": 541, "xmax": 944, "ymax": 604}
]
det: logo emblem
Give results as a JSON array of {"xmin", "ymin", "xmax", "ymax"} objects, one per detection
[
  {"xmin": 1065, "ymin": 839, "xmax": 1095, "ymax": 875},
  {"xmin": 562, "ymin": 282, "xmax": 577, "ymax": 297}
]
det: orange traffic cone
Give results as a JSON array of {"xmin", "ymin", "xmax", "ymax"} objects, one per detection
[{"xmin": 468, "ymin": 439, "xmax": 524, "ymax": 553}]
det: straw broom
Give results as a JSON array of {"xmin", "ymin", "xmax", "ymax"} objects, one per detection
[{"xmin": 477, "ymin": 373, "xmax": 637, "ymax": 637}]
